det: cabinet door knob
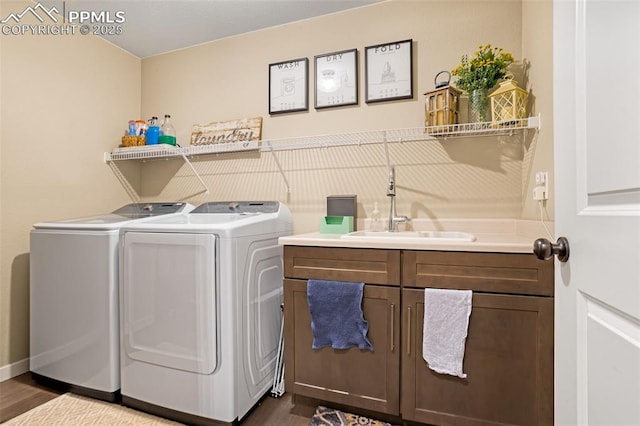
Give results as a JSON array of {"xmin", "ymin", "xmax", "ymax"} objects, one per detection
[{"xmin": 533, "ymin": 237, "xmax": 570, "ymax": 262}]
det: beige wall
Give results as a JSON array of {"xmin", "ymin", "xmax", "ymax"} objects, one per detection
[
  {"xmin": 0, "ymin": 1, "xmax": 140, "ymax": 370},
  {"xmin": 0, "ymin": 0, "xmax": 553, "ymax": 374},
  {"xmin": 521, "ymin": 0, "xmax": 554, "ymax": 221},
  {"xmin": 134, "ymin": 0, "xmax": 552, "ymax": 234}
]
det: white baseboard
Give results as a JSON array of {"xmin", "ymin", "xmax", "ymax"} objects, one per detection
[{"xmin": 0, "ymin": 358, "xmax": 29, "ymax": 383}]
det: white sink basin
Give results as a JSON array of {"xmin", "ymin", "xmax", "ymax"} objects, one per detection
[{"xmin": 341, "ymin": 230, "xmax": 476, "ymax": 242}]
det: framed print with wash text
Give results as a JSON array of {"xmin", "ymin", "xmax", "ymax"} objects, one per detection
[
  {"xmin": 314, "ymin": 49, "xmax": 358, "ymax": 109},
  {"xmin": 269, "ymin": 58, "xmax": 308, "ymax": 114},
  {"xmin": 365, "ymin": 39, "xmax": 413, "ymax": 103}
]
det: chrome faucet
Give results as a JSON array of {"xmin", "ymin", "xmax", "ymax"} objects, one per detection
[{"xmin": 387, "ymin": 166, "xmax": 410, "ymax": 232}]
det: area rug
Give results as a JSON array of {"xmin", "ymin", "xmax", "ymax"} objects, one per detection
[
  {"xmin": 4, "ymin": 393, "xmax": 182, "ymax": 425},
  {"xmin": 308, "ymin": 405, "xmax": 397, "ymax": 426}
]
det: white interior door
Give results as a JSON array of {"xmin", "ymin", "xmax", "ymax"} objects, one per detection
[{"xmin": 554, "ymin": 0, "xmax": 640, "ymax": 424}]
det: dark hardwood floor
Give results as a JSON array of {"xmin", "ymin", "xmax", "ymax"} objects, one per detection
[
  {"xmin": 0, "ymin": 373, "xmax": 313, "ymax": 425},
  {"xmin": 0, "ymin": 373, "xmax": 63, "ymax": 424}
]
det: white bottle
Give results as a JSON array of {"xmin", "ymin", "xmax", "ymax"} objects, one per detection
[{"xmin": 370, "ymin": 202, "xmax": 382, "ymax": 232}]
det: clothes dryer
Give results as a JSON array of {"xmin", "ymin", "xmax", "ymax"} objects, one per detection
[
  {"xmin": 29, "ymin": 202, "xmax": 193, "ymax": 401},
  {"xmin": 119, "ymin": 201, "xmax": 292, "ymax": 424}
]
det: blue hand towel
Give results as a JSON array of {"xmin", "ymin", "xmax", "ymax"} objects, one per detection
[{"xmin": 307, "ymin": 279, "xmax": 374, "ymax": 351}]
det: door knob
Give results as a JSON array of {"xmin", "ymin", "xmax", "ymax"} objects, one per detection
[{"xmin": 533, "ymin": 237, "xmax": 570, "ymax": 262}]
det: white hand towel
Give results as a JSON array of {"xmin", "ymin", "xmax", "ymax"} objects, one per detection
[{"xmin": 422, "ymin": 288, "xmax": 472, "ymax": 378}]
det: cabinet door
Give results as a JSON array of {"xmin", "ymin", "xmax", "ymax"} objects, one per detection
[
  {"xmin": 284, "ymin": 278, "xmax": 400, "ymax": 415},
  {"xmin": 401, "ymin": 288, "xmax": 553, "ymax": 426},
  {"xmin": 403, "ymin": 251, "xmax": 553, "ymax": 297},
  {"xmin": 284, "ymin": 246, "xmax": 400, "ymax": 285}
]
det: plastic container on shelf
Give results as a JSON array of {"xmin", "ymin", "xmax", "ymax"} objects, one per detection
[
  {"xmin": 146, "ymin": 116, "xmax": 160, "ymax": 145},
  {"xmin": 159, "ymin": 114, "xmax": 177, "ymax": 146}
]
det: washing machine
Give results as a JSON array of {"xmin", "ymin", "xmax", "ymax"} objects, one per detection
[
  {"xmin": 29, "ymin": 202, "xmax": 194, "ymax": 401},
  {"xmin": 119, "ymin": 201, "xmax": 292, "ymax": 424}
]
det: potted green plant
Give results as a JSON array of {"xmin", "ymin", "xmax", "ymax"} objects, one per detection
[{"xmin": 451, "ymin": 44, "xmax": 514, "ymax": 122}]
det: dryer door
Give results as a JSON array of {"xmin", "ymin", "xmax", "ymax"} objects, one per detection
[{"xmin": 122, "ymin": 232, "xmax": 217, "ymax": 374}]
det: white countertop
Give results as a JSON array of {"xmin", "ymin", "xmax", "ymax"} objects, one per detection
[{"xmin": 279, "ymin": 219, "xmax": 552, "ymax": 254}]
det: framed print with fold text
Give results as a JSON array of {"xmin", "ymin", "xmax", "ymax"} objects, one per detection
[
  {"xmin": 314, "ymin": 48, "xmax": 358, "ymax": 109},
  {"xmin": 365, "ymin": 39, "xmax": 413, "ymax": 103},
  {"xmin": 269, "ymin": 57, "xmax": 309, "ymax": 114}
]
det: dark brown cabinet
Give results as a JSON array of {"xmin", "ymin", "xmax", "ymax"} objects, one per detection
[
  {"xmin": 401, "ymin": 251, "xmax": 554, "ymax": 425},
  {"xmin": 401, "ymin": 289, "xmax": 553, "ymax": 425},
  {"xmin": 283, "ymin": 246, "xmax": 401, "ymax": 415},
  {"xmin": 283, "ymin": 245, "xmax": 554, "ymax": 426}
]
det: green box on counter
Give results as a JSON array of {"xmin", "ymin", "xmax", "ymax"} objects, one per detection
[{"xmin": 319, "ymin": 216, "xmax": 354, "ymax": 234}]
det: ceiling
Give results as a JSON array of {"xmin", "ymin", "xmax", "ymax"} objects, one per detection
[{"xmin": 40, "ymin": 0, "xmax": 382, "ymax": 58}]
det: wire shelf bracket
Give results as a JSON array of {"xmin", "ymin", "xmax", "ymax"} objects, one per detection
[{"xmin": 104, "ymin": 144, "xmax": 210, "ymax": 194}]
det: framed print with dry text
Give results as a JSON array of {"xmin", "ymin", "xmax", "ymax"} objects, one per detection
[
  {"xmin": 314, "ymin": 48, "xmax": 358, "ymax": 109},
  {"xmin": 269, "ymin": 58, "xmax": 309, "ymax": 114},
  {"xmin": 365, "ymin": 39, "xmax": 413, "ymax": 103}
]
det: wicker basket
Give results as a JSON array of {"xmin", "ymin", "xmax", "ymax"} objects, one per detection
[{"xmin": 121, "ymin": 135, "xmax": 146, "ymax": 147}]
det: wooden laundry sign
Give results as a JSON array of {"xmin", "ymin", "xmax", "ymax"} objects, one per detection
[{"xmin": 190, "ymin": 117, "xmax": 262, "ymax": 148}]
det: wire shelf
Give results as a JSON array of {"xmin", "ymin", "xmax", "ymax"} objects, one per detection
[
  {"xmin": 423, "ymin": 116, "xmax": 537, "ymax": 137},
  {"xmin": 104, "ymin": 115, "xmax": 540, "ymax": 162},
  {"xmin": 105, "ymin": 144, "xmax": 184, "ymax": 161},
  {"xmin": 187, "ymin": 140, "xmax": 262, "ymax": 156}
]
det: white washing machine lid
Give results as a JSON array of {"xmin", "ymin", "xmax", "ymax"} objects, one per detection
[
  {"xmin": 32, "ymin": 202, "xmax": 194, "ymax": 231},
  {"xmin": 118, "ymin": 201, "xmax": 292, "ymax": 238}
]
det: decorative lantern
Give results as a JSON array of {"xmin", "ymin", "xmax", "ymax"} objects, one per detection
[
  {"xmin": 489, "ymin": 76, "xmax": 528, "ymax": 124},
  {"xmin": 424, "ymin": 71, "xmax": 461, "ymax": 130}
]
